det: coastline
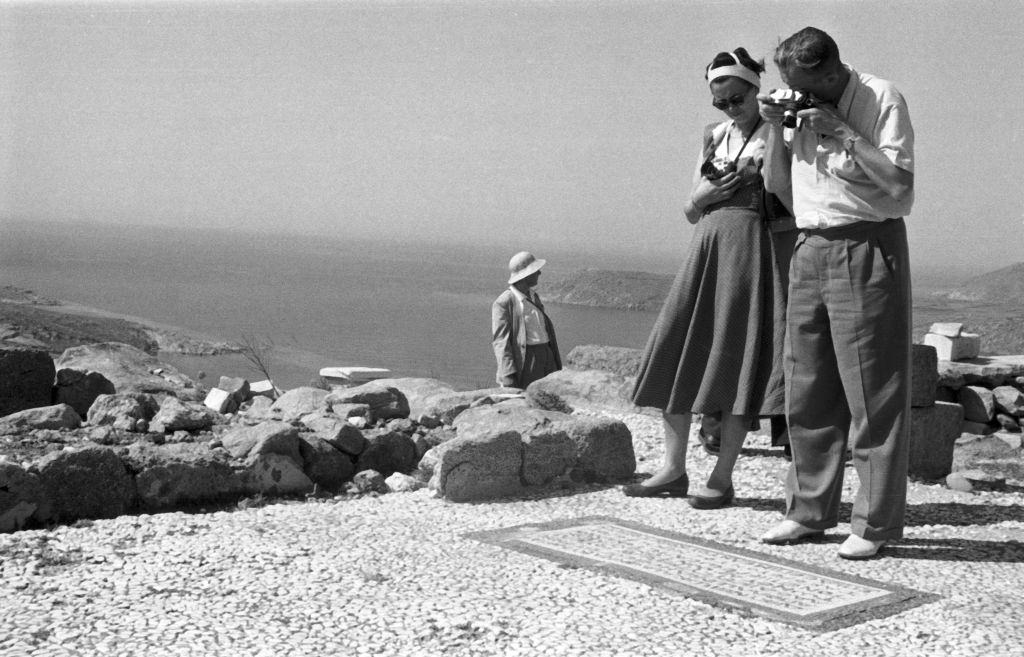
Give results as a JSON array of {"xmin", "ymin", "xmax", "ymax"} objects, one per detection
[{"xmin": 0, "ymin": 285, "xmax": 239, "ymax": 358}]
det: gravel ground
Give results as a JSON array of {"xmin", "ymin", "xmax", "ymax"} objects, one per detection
[{"xmin": 2, "ymin": 411, "xmax": 1023, "ymax": 657}]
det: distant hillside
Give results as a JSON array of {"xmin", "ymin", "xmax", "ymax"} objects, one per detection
[
  {"xmin": 544, "ymin": 269, "xmax": 673, "ymax": 311},
  {"xmin": 945, "ymin": 262, "xmax": 1024, "ymax": 303}
]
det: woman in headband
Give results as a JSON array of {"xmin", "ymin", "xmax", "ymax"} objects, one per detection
[{"xmin": 625, "ymin": 48, "xmax": 796, "ymax": 508}]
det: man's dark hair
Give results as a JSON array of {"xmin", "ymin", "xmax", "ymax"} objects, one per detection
[{"xmin": 774, "ymin": 27, "xmax": 841, "ymax": 74}]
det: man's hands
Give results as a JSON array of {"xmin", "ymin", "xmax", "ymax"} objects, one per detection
[
  {"xmin": 757, "ymin": 92, "xmax": 788, "ymax": 127},
  {"xmin": 757, "ymin": 91, "xmax": 857, "ymax": 141}
]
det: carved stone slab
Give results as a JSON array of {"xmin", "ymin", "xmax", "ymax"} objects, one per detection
[{"xmin": 467, "ymin": 516, "xmax": 936, "ymax": 631}]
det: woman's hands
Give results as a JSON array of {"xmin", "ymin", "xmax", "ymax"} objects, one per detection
[{"xmin": 692, "ymin": 171, "xmax": 742, "ymax": 210}]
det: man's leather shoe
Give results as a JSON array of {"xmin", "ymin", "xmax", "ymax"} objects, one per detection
[
  {"xmin": 687, "ymin": 485, "xmax": 734, "ymax": 510},
  {"xmin": 622, "ymin": 473, "xmax": 689, "ymax": 498},
  {"xmin": 760, "ymin": 520, "xmax": 824, "ymax": 545},
  {"xmin": 838, "ymin": 535, "xmax": 886, "ymax": 560}
]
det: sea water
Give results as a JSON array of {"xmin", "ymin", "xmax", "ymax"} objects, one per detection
[{"xmin": 1, "ymin": 221, "xmax": 667, "ymax": 390}]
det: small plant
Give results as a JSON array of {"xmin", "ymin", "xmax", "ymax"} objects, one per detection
[{"xmin": 238, "ymin": 332, "xmax": 276, "ymax": 387}]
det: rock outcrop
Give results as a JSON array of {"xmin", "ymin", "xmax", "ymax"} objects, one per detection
[
  {"xmin": 55, "ymin": 342, "xmax": 201, "ymax": 399},
  {"xmin": 0, "ymin": 348, "xmax": 55, "ymax": 417}
]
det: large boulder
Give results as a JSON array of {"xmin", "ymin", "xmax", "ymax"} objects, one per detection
[
  {"xmin": 150, "ymin": 397, "xmax": 221, "ymax": 433},
  {"xmin": 270, "ymin": 387, "xmax": 329, "ymax": 422},
  {"xmin": 0, "ymin": 347, "xmax": 55, "ymax": 416},
  {"xmin": 327, "ymin": 382, "xmax": 409, "ymax": 420},
  {"xmin": 86, "ymin": 393, "xmax": 160, "ymax": 431},
  {"xmin": 355, "ymin": 430, "xmax": 418, "ymax": 477},
  {"xmin": 428, "ymin": 429, "xmax": 524, "ymax": 502},
  {"xmin": 0, "ymin": 404, "xmax": 81, "ymax": 435},
  {"xmin": 53, "ymin": 368, "xmax": 116, "ymax": 418},
  {"xmin": 34, "ymin": 444, "xmax": 136, "ymax": 522},
  {"xmin": 55, "ymin": 342, "xmax": 201, "ymax": 399},
  {"xmin": 123, "ymin": 442, "xmax": 245, "ymax": 510},
  {"xmin": 0, "ymin": 462, "xmax": 52, "ymax": 532},
  {"xmin": 556, "ymin": 416, "xmax": 636, "ymax": 482},
  {"xmin": 525, "ymin": 368, "xmax": 636, "ymax": 412},
  {"xmin": 565, "ymin": 344, "xmax": 643, "ymax": 378},
  {"xmin": 219, "ymin": 421, "xmax": 303, "ymax": 465},
  {"xmin": 298, "ymin": 436, "xmax": 356, "ymax": 492}
]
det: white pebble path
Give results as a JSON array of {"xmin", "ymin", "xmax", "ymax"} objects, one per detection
[{"xmin": 1, "ymin": 411, "xmax": 1022, "ymax": 656}]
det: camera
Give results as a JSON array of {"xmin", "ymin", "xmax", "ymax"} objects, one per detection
[
  {"xmin": 700, "ymin": 156, "xmax": 736, "ymax": 180},
  {"xmin": 766, "ymin": 89, "xmax": 816, "ymax": 129}
]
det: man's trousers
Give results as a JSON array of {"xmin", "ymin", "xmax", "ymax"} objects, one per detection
[{"xmin": 784, "ymin": 218, "xmax": 911, "ymax": 541}]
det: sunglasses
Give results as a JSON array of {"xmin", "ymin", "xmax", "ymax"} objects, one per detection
[{"xmin": 711, "ymin": 93, "xmax": 749, "ymax": 110}]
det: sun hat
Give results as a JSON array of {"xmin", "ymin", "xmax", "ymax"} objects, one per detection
[{"xmin": 508, "ymin": 251, "xmax": 546, "ymax": 284}]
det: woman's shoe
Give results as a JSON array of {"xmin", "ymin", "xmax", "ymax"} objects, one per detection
[
  {"xmin": 622, "ymin": 473, "xmax": 689, "ymax": 498},
  {"xmin": 687, "ymin": 485, "xmax": 734, "ymax": 510},
  {"xmin": 697, "ymin": 428, "xmax": 721, "ymax": 455}
]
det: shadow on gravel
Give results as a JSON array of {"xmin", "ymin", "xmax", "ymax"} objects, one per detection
[
  {"xmin": 905, "ymin": 501, "xmax": 1024, "ymax": 527},
  {"xmin": 733, "ymin": 498, "xmax": 1024, "ymax": 530},
  {"xmin": 885, "ymin": 538, "xmax": 1024, "ymax": 563}
]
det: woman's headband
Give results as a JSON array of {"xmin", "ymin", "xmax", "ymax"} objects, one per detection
[{"xmin": 706, "ymin": 51, "xmax": 761, "ymax": 89}]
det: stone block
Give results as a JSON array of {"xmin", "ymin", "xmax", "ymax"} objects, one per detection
[
  {"xmin": 249, "ymin": 380, "xmax": 279, "ymax": 399},
  {"xmin": 937, "ymin": 356, "xmax": 1024, "ymax": 389},
  {"xmin": 911, "ymin": 344, "xmax": 938, "ymax": 407},
  {"xmin": 929, "ymin": 322, "xmax": 963, "ymax": 337},
  {"xmin": 204, "ymin": 388, "xmax": 235, "ymax": 414},
  {"xmin": 908, "ymin": 402, "xmax": 963, "ymax": 479},
  {"xmin": 923, "ymin": 332, "xmax": 981, "ymax": 361},
  {"xmin": 958, "ymin": 386, "xmax": 995, "ymax": 423}
]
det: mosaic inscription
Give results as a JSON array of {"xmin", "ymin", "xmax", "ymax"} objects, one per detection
[{"xmin": 513, "ymin": 523, "xmax": 890, "ymax": 617}]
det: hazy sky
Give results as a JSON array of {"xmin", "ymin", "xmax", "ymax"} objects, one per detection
[{"xmin": 2, "ymin": 0, "xmax": 1022, "ymax": 274}]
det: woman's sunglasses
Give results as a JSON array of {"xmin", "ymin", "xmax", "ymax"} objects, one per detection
[{"xmin": 711, "ymin": 94, "xmax": 749, "ymax": 110}]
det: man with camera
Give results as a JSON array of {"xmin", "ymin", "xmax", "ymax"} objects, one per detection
[{"xmin": 756, "ymin": 27, "xmax": 914, "ymax": 560}]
